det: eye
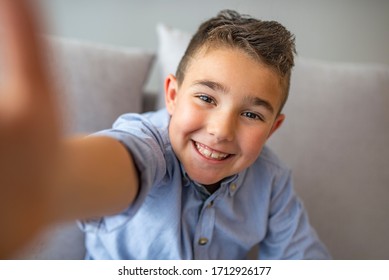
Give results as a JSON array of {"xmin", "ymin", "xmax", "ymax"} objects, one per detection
[
  {"xmin": 242, "ymin": 111, "xmax": 264, "ymax": 121},
  {"xmin": 197, "ymin": 94, "xmax": 215, "ymax": 104}
]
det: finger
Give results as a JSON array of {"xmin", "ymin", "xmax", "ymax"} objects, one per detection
[
  {"xmin": 0, "ymin": 0, "xmax": 48, "ymax": 90},
  {"xmin": 0, "ymin": 0, "xmax": 53, "ymax": 124}
]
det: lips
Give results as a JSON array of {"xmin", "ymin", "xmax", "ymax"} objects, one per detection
[{"xmin": 193, "ymin": 141, "xmax": 231, "ymax": 160}]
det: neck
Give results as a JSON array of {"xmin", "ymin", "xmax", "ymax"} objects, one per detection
[{"xmin": 204, "ymin": 182, "xmax": 221, "ymax": 194}]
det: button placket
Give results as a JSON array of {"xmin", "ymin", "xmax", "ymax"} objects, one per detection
[{"xmin": 193, "ymin": 197, "xmax": 216, "ymax": 259}]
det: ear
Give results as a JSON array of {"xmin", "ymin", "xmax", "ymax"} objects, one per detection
[
  {"xmin": 267, "ymin": 113, "xmax": 285, "ymax": 139},
  {"xmin": 164, "ymin": 74, "xmax": 179, "ymax": 115}
]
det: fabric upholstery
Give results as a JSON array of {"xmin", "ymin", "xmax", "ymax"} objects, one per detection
[
  {"xmin": 48, "ymin": 37, "xmax": 154, "ymax": 134},
  {"xmin": 268, "ymin": 58, "xmax": 389, "ymax": 259}
]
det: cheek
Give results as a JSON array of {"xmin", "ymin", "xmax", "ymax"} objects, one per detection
[
  {"xmin": 239, "ymin": 129, "xmax": 269, "ymax": 158},
  {"xmin": 171, "ymin": 100, "xmax": 202, "ymax": 134}
]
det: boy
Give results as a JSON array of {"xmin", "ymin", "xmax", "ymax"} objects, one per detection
[{"xmin": 0, "ymin": 1, "xmax": 330, "ymax": 259}]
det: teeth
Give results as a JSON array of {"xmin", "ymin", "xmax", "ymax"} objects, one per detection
[{"xmin": 195, "ymin": 142, "xmax": 229, "ymax": 160}]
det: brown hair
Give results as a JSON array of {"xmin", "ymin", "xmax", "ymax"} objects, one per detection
[{"xmin": 176, "ymin": 10, "xmax": 296, "ymax": 113}]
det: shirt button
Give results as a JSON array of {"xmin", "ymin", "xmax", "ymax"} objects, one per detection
[
  {"xmin": 198, "ymin": 237, "xmax": 208, "ymax": 246},
  {"xmin": 207, "ymin": 201, "xmax": 214, "ymax": 208},
  {"xmin": 230, "ymin": 183, "xmax": 237, "ymax": 192}
]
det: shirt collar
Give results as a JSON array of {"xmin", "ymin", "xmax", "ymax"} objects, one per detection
[{"xmin": 179, "ymin": 162, "xmax": 245, "ymax": 197}]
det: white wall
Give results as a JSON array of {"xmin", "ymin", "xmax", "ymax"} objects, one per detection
[
  {"xmin": 42, "ymin": 0, "xmax": 389, "ymax": 63},
  {"xmin": 41, "ymin": 0, "xmax": 389, "ymax": 90}
]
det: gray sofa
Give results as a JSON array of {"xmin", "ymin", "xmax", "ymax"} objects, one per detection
[{"xmin": 14, "ymin": 33, "xmax": 389, "ymax": 259}]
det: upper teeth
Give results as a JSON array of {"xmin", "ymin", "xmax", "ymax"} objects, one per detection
[{"xmin": 195, "ymin": 142, "xmax": 229, "ymax": 160}]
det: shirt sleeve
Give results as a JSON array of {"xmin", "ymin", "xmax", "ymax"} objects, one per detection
[
  {"xmin": 79, "ymin": 113, "xmax": 167, "ymax": 233},
  {"xmin": 259, "ymin": 169, "xmax": 331, "ymax": 259}
]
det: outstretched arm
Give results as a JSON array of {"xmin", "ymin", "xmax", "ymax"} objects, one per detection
[{"xmin": 0, "ymin": 0, "xmax": 139, "ymax": 258}]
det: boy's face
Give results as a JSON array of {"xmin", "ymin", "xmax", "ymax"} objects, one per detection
[{"xmin": 165, "ymin": 47, "xmax": 285, "ymax": 186}]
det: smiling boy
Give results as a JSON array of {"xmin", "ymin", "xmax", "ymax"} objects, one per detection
[
  {"xmin": 77, "ymin": 10, "xmax": 330, "ymax": 259},
  {"xmin": 0, "ymin": 3, "xmax": 330, "ymax": 259}
]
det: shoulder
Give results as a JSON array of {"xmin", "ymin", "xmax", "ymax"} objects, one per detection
[
  {"xmin": 240, "ymin": 146, "xmax": 291, "ymax": 197},
  {"xmin": 93, "ymin": 109, "xmax": 170, "ymax": 148},
  {"xmin": 114, "ymin": 108, "xmax": 170, "ymax": 128},
  {"xmin": 254, "ymin": 145, "xmax": 290, "ymax": 174},
  {"xmin": 112, "ymin": 109, "xmax": 170, "ymax": 135},
  {"xmin": 92, "ymin": 109, "xmax": 173, "ymax": 184}
]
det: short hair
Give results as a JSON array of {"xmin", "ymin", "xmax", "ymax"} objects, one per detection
[{"xmin": 176, "ymin": 9, "xmax": 296, "ymax": 113}]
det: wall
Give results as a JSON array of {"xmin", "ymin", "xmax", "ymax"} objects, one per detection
[{"xmin": 41, "ymin": 0, "xmax": 389, "ymax": 90}]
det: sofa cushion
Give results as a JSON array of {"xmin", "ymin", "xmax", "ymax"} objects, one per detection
[
  {"xmin": 48, "ymin": 37, "xmax": 154, "ymax": 134},
  {"xmin": 13, "ymin": 222, "xmax": 86, "ymax": 260},
  {"xmin": 268, "ymin": 58, "xmax": 389, "ymax": 259}
]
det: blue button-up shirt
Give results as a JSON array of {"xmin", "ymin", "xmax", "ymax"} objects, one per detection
[{"xmin": 80, "ymin": 109, "xmax": 330, "ymax": 259}]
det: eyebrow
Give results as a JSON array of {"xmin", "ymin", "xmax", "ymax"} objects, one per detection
[
  {"xmin": 193, "ymin": 79, "xmax": 275, "ymax": 114},
  {"xmin": 193, "ymin": 79, "xmax": 229, "ymax": 93},
  {"xmin": 243, "ymin": 96, "xmax": 275, "ymax": 114}
]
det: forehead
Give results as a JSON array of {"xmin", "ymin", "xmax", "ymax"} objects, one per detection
[{"xmin": 183, "ymin": 46, "xmax": 284, "ymax": 111}]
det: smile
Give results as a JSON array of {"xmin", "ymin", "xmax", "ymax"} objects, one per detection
[{"xmin": 193, "ymin": 141, "xmax": 231, "ymax": 161}]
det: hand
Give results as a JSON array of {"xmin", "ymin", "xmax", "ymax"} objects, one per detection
[{"xmin": 0, "ymin": 0, "xmax": 61, "ymax": 258}]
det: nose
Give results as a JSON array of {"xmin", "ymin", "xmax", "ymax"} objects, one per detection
[{"xmin": 207, "ymin": 111, "xmax": 235, "ymax": 142}]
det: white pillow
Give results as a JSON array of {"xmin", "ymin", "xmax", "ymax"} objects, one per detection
[{"xmin": 156, "ymin": 23, "xmax": 192, "ymax": 109}]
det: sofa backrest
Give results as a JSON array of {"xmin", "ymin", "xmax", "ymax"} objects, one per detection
[
  {"xmin": 267, "ymin": 58, "xmax": 389, "ymax": 259},
  {"xmin": 47, "ymin": 37, "xmax": 154, "ymax": 134}
]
